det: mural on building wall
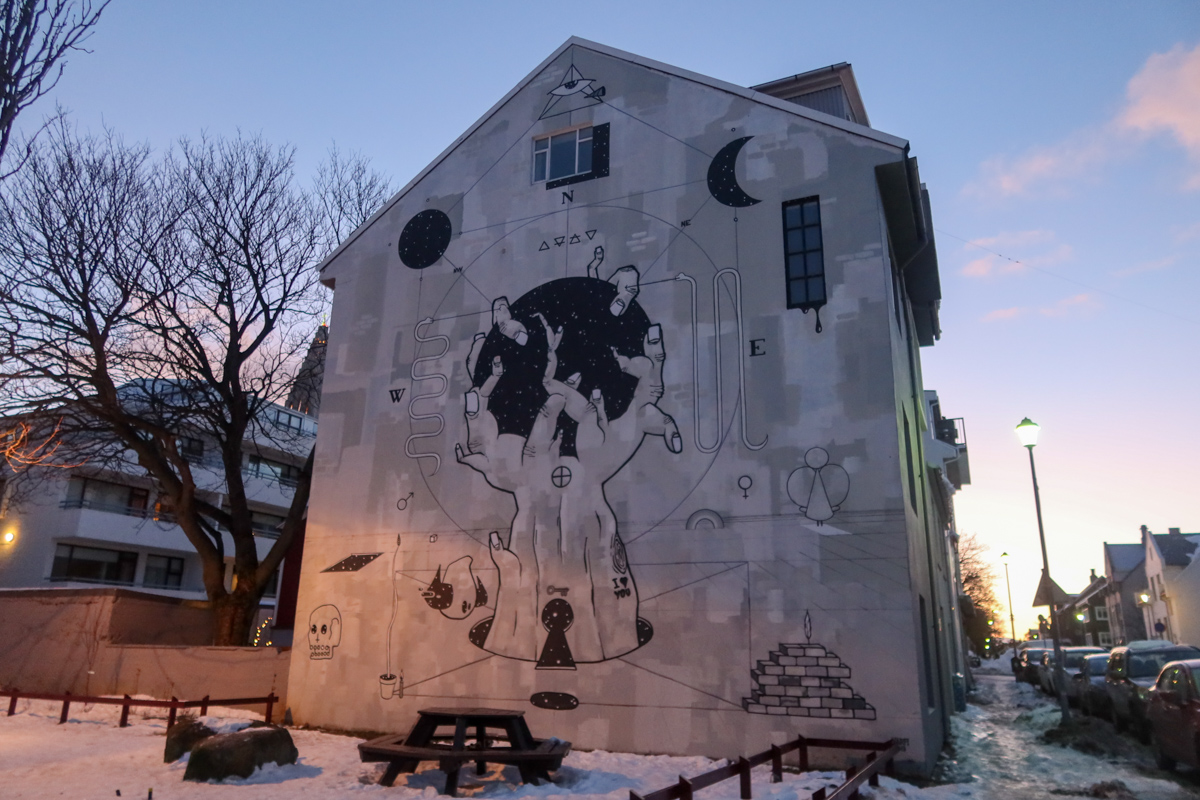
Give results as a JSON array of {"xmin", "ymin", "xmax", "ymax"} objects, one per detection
[
  {"xmin": 453, "ymin": 268, "xmax": 676, "ymax": 666},
  {"xmin": 308, "ymin": 604, "xmax": 342, "ymax": 660},
  {"xmin": 743, "ymin": 613, "xmax": 875, "ymax": 719},
  {"xmin": 787, "ymin": 447, "xmax": 850, "ymax": 524}
]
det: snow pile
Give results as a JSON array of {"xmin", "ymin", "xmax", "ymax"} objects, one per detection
[{"xmin": 194, "ymin": 715, "xmax": 254, "ymax": 734}]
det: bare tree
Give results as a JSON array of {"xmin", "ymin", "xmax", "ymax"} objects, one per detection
[
  {"xmin": 959, "ymin": 531, "xmax": 1003, "ymax": 655},
  {"xmin": 0, "ymin": 122, "xmax": 390, "ymax": 644},
  {"xmin": 0, "ymin": 0, "xmax": 111, "ymax": 173}
]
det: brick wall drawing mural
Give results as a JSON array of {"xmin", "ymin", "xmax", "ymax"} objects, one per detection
[{"xmin": 743, "ymin": 614, "xmax": 875, "ymax": 719}]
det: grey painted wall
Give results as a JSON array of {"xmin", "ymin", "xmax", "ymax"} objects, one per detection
[{"xmin": 289, "ymin": 41, "xmax": 950, "ymax": 771}]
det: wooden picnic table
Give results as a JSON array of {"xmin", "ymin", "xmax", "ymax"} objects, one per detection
[{"xmin": 358, "ymin": 707, "xmax": 571, "ymax": 796}]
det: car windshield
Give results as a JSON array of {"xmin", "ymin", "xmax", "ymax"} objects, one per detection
[
  {"xmin": 1084, "ymin": 655, "xmax": 1109, "ymax": 674},
  {"xmin": 1128, "ymin": 648, "xmax": 1200, "ymax": 678},
  {"xmin": 1064, "ymin": 652, "xmax": 1101, "ymax": 669}
]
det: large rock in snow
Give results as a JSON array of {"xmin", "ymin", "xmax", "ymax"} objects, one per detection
[
  {"xmin": 164, "ymin": 718, "xmax": 216, "ymax": 763},
  {"xmin": 182, "ymin": 726, "xmax": 298, "ymax": 782}
]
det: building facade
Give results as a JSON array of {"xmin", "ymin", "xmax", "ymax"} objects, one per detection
[
  {"xmin": 1139, "ymin": 526, "xmax": 1200, "ymax": 645},
  {"xmin": 1104, "ymin": 541, "xmax": 1149, "ymax": 644},
  {"xmin": 0, "ymin": 400, "xmax": 315, "ymax": 627},
  {"xmin": 288, "ymin": 39, "xmax": 966, "ymax": 773}
]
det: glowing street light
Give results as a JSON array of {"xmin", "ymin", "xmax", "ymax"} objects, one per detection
[{"xmin": 1017, "ymin": 416, "xmax": 1070, "ymax": 725}]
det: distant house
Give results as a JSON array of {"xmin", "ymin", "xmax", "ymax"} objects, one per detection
[
  {"xmin": 1061, "ymin": 569, "xmax": 1111, "ymax": 646},
  {"xmin": 1104, "ymin": 541, "xmax": 1149, "ymax": 644},
  {"xmin": 288, "ymin": 38, "xmax": 970, "ymax": 775},
  {"xmin": 1140, "ymin": 526, "xmax": 1200, "ymax": 645}
]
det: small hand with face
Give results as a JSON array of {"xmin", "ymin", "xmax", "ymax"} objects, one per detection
[
  {"xmin": 493, "ymin": 296, "xmax": 528, "ymax": 345},
  {"xmin": 608, "ymin": 266, "xmax": 640, "ymax": 317}
]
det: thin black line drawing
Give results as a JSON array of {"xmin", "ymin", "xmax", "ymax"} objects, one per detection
[
  {"xmin": 405, "ymin": 318, "xmax": 449, "ymax": 474},
  {"xmin": 308, "ymin": 604, "xmax": 341, "ymax": 660},
  {"xmin": 707, "ymin": 137, "xmax": 761, "ymax": 208},
  {"xmin": 396, "ymin": 492, "xmax": 414, "ymax": 511},
  {"xmin": 738, "ymin": 475, "xmax": 753, "ymax": 498},
  {"xmin": 540, "ymin": 64, "xmax": 606, "ymax": 120},
  {"xmin": 787, "ymin": 448, "xmax": 850, "ymax": 524},
  {"xmin": 676, "ymin": 270, "xmax": 767, "ymax": 453},
  {"xmin": 421, "ymin": 555, "xmax": 489, "ymax": 619}
]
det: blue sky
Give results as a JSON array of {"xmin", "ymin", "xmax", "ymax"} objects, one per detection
[{"xmin": 25, "ymin": 0, "xmax": 1200, "ymax": 637}]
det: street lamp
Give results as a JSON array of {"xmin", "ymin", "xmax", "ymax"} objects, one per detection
[
  {"xmin": 1001, "ymin": 552, "xmax": 1017, "ymax": 651},
  {"xmin": 1016, "ymin": 417, "xmax": 1071, "ymax": 724}
]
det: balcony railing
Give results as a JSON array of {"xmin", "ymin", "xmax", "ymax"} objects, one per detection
[{"xmin": 60, "ymin": 498, "xmax": 176, "ymax": 524}]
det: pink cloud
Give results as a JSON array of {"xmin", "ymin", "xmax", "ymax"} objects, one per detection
[
  {"xmin": 964, "ymin": 42, "xmax": 1200, "ymax": 197},
  {"xmin": 1120, "ymin": 43, "xmax": 1200, "ymax": 157},
  {"xmin": 958, "ymin": 230, "xmax": 1072, "ymax": 278},
  {"xmin": 1039, "ymin": 293, "xmax": 1100, "ymax": 317},
  {"xmin": 1112, "ymin": 255, "xmax": 1177, "ymax": 278},
  {"xmin": 982, "ymin": 307, "xmax": 1024, "ymax": 322}
]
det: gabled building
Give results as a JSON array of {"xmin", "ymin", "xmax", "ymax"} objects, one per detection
[
  {"xmin": 1140, "ymin": 526, "xmax": 1200, "ymax": 645},
  {"xmin": 1061, "ymin": 569, "xmax": 1112, "ymax": 647},
  {"xmin": 1104, "ymin": 541, "xmax": 1149, "ymax": 644},
  {"xmin": 288, "ymin": 39, "xmax": 967, "ymax": 774}
]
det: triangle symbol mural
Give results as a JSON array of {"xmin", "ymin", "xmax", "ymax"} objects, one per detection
[
  {"xmin": 540, "ymin": 64, "xmax": 606, "ymax": 120},
  {"xmin": 742, "ymin": 641, "xmax": 876, "ymax": 720}
]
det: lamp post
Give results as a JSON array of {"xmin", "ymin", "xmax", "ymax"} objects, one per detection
[
  {"xmin": 1001, "ymin": 551, "xmax": 1017, "ymax": 649},
  {"xmin": 1016, "ymin": 417, "xmax": 1071, "ymax": 724}
]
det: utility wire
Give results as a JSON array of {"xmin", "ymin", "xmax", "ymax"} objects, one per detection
[{"xmin": 936, "ymin": 228, "xmax": 1198, "ymax": 328}]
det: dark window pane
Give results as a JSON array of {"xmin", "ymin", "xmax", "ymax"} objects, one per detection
[
  {"xmin": 51, "ymin": 544, "xmax": 137, "ymax": 584},
  {"xmin": 803, "ymin": 201, "xmax": 820, "ymax": 225},
  {"xmin": 807, "ymin": 277, "xmax": 826, "ymax": 303},
  {"xmin": 807, "ymin": 251, "xmax": 823, "ymax": 276},
  {"xmin": 787, "ymin": 254, "xmax": 807, "ymax": 279},
  {"xmin": 785, "ymin": 204, "xmax": 802, "ymax": 228},
  {"xmin": 129, "ymin": 488, "xmax": 149, "ymax": 511},
  {"xmin": 786, "ymin": 229, "xmax": 805, "ymax": 252},
  {"xmin": 578, "ymin": 126, "xmax": 592, "ymax": 142},
  {"xmin": 534, "ymin": 137, "xmax": 548, "ymax": 152},
  {"xmin": 805, "ymin": 226, "xmax": 822, "ymax": 251},
  {"xmin": 549, "ymin": 132, "xmax": 577, "ymax": 179},
  {"xmin": 534, "ymin": 151, "xmax": 547, "ymax": 181},
  {"xmin": 577, "ymin": 136, "xmax": 592, "ymax": 174},
  {"xmin": 789, "ymin": 278, "xmax": 807, "ymax": 305}
]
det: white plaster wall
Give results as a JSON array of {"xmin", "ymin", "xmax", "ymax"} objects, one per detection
[{"xmin": 291, "ymin": 43, "xmax": 943, "ymax": 770}]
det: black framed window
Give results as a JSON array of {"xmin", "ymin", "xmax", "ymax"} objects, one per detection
[
  {"xmin": 144, "ymin": 554, "xmax": 185, "ymax": 589},
  {"xmin": 533, "ymin": 124, "xmax": 609, "ymax": 189},
  {"xmin": 248, "ymin": 456, "xmax": 301, "ymax": 487},
  {"xmin": 782, "ymin": 197, "xmax": 826, "ymax": 311},
  {"xmin": 51, "ymin": 544, "xmax": 137, "ymax": 585}
]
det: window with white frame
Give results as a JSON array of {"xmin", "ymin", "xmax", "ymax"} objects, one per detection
[
  {"xmin": 1099, "ymin": 631, "xmax": 1113, "ymax": 646},
  {"xmin": 532, "ymin": 124, "xmax": 610, "ymax": 188},
  {"xmin": 1094, "ymin": 604, "xmax": 1109, "ymax": 621},
  {"xmin": 274, "ymin": 409, "xmax": 304, "ymax": 432}
]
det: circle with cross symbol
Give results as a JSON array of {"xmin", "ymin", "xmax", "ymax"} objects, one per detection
[{"xmin": 551, "ymin": 465, "xmax": 572, "ymax": 488}]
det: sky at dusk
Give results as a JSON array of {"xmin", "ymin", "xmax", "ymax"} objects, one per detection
[{"xmin": 21, "ymin": 1, "xmax": 1199, "ymax": 638}]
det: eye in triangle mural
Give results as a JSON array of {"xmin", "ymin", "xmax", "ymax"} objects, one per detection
[{"xmin": 540, "ymin": 64, "xmax": 606, "ymax": 119}]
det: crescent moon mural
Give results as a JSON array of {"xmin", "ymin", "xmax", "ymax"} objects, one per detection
[{"xmin": 707, "ymin": 136, "xmax": 761, "ymax": 208}]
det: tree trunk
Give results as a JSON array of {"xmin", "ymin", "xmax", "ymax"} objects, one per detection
[{"xmin": 210, "ymin": 592, "xmax": 258, "ymax": 646}]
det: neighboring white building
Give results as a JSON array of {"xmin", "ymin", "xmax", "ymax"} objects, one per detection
[
  {"xmin": 1139, "ymin": 525, "xmax": 1200, "ymax": 645},
  {"xmin": 0, "ymin": 400, "xmax": 315, "ymax": 616},
  {"xmin": 289, "ymin": 39, "xmax": 968, "ymax": 774}
]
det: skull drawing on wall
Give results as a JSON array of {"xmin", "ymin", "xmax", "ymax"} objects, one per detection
[{"xmin": 308, "ymin": 604, "xmax": 342, "ymax": 660}]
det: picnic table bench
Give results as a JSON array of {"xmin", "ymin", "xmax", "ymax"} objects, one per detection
[{"xmin": 358, "ymin": 707, "xmax": 571, "ymax": 796}]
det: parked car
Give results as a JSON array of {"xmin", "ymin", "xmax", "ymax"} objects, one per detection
[
  {"xmin": 1017, "ymin": 645, "xmax": 1053, "ymax": 684},
  {"xmin": 1076, "ymin": 653, "xmax": 1112, "ymax": 716},
  {"xmin": 1040, "ymin": 646, "xmax": 1106, "ymax": 699},
  {"xmin": 1107, "ymin": 641, "xmax": 1200, "ymax": 741},
  {"xmin": 1146, "ymin": 658, "xmax": 1200, "ymax": 771}
]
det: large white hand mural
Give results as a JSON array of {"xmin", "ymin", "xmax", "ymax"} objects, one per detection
[{"xmin": 455, "ymin": 272, "xmax": 678, "ymax": 666}]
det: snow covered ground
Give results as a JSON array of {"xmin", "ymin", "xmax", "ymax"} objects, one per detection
[{"xmin": 1, "ymin": 676, "xmax": 1197, "ymax": 799}]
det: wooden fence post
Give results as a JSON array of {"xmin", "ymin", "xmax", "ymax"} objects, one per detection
[
  {"xmin": 120, "ymin": 695, "xmax": 132, "ymax": 728},
  {"xmin": 167, "ymin": 697, "xmax": 178, "ymax": 729},
  {"xmin": 770, "ymin": 744, "xmax": 783, "ymax": 783},
  {"xmin": 811, "ymin": 789, "xmax": 826, "ymax": 800},
  {"xmin": 678, "ymin": 775, "xmax": 693, "ymax": 800},
  {"xmin": 845, "ymin": 764, "xmax": 859, "ymax": 800},
  {"xmin": 265, "ymin": 692, "xmax": 276, "ymax": 724},
  {"xmin": 867, "ymin": 752, "xmax": 879, "ymax": 787},
  {"xmin": 59, "ymin": 692, "xmax": 70, "ymax": 724},
  {"xmin": 737, "ymin": 756, "xmax": 752, "ymax": 800},
  {"xmin": 795, "ymin": 735, "xmax": 809, "ymax": 773},
  {"xmin": 7, "ymin": 691, "xmax": 17, "ymax": 717},
  {"xmin": 199, "ymin": 695, "xmax": 209, "ymax": 716}
]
